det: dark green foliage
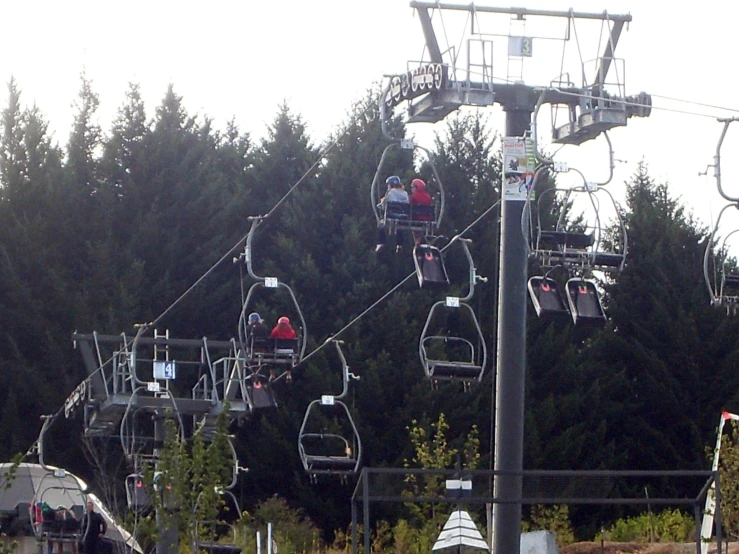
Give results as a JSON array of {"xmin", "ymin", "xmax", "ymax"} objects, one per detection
[
  {"xmin": 0, "ymin": 75, "xmax": 735, "ymax": 544},
  {"xmin": 603, "ymin": 508, "xmax": 693, "ymax": 542},
  {"xmin": 238, "ymin": 496, "xmax": 321, "ymax": 554}
]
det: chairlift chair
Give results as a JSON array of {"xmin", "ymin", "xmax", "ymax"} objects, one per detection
[
  {"xmin": 238, "ymin": 280, "xmax": 307, "ymax": 369},
  {"xmin": 527, "ymin": 276, "xmax": 570, "ymax": 320},
  {"xmin": 370, "ymin": 142, "xmax": 446, "ymax": 240},
  {"xmin": 245, "ymin": 377, "xmax": 278, "ymax": 410},
  {"xmin": 419, "ymin": 299, "xmax": 487, "ymax": 384},
  {"xmin": 413, "ymin": 244, "xmax": 450, "ymax": 288},
  {"xmin": 298, "ymin": 400, "xmax": 362, "ymax": 480},
  {"xmin": 193, "ymin": 524, "xmax": 242, "ymax": 554},
  {"xmin": 704, "ymin": 210, "xmax": 739, "ymax": 314},
  {"xmin": 192, "ymin": 493, "xmax": 243, "ymax": 554},
  {"xmin": 565, "ymin": 278, "xmax": 607, "ymax": 327},
  {"xmin": 528, "ymin": 185, "xmax": 627, "ymax": 274},
  {"xmin": 238, "ymin": 217, "xmax": 308, "ymax": 369},
  {"xmin": 125, "ymin": 474, "xmax": 151, "ymax": 512},
  {"xmin": 720, "ymin": 270, "xmax": 739, "ymax": 297},
  {"xmin": 31, "ymin": 478, "xmax": 87, "ymax": 549},
  {"xmin": 418, "ymin": 238, "xmax": 487, "ymax": 383},
  {"xmin": 526, "ymin": 182, "xmax": 623, "ymax": 327},
  {"xmin": 297, "ymin": 341, "xmax": 362, "ymax": 481}
]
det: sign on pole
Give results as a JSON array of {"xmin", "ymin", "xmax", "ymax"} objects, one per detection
[
  {"xmin": 153, "ymin": 360, "xmax": 176, "ymax": 380},
  {"xmin": 502, "ymin": 137, "xmax": 536, "ymax": 201}
]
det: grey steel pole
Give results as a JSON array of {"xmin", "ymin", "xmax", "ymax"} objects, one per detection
[
  {"xmin": 352, "ymin": 499, "xmax": 358, "ymax": 554},
  {"xmin": 155, "ymin": 415, "xmax": 177, "ymax": 554},
  {"xmin": 363, "ymin": 471, "xmax": 370, "ymax": 554},
  {"xmin": 694, "ymin": 504, "xmax": 701, "ymax": 554},
  {"xmin": 493, "ymin": 90, "xmax": 535, "ymax": 554}
]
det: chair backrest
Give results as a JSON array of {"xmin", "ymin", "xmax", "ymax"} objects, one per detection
[
  {"xmin": 385, "ymin": 201, "xmax": 410, "ymax": 220},
  {"xmin": 251, "ymin": 336, "xmax": 273, "ymax": 353},
  {"xmin": 410, "ymin": 204, "xmax": 435, "ymax": 221},
  {"xmin": 274, "ymin": 338, "xmax": 299, "ymax": 351},
  {"xmin": 70, "ymin": 505, "xmax": 84, "ymax": 520},
  {"xmin": 538, "ymin": 231, "xmax": 595, "ymax": 250}
]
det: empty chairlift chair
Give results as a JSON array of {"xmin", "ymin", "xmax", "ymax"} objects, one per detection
[
  {"xmin": 704, "ymin": 211, "xmax": 739, "ymax": 314},
  {"xmin": 192, "ymin": 499, "xmax": 243, "ymax": 554},
  {"xmin": 418, "ymin": 238, "xmax": 487, "ymax": 383},
  {"xmin": 527, "ymin": 276, "xmax": 570, "ymax": 320},
  {"xmin": 125, "ymin": 474, "xmax": 151, "ymax": 512},
  {"xmin": 721, "ymin": 271, "xmax": 739, "ymax": 297},
  {"xmin": 419, "ymin": 298, "xmax": 487, "ymax": 383},
  {"xmin": 527, "ymin": 182, "xmax": 627, "ymax": 326},
  {"xmin": 297, "ymin": 341, "xmax": 362, "ymax": 482},
  {"xmin": 414, "ymin": 244, "xmax": 450, "ymax": 288},
  {"xmin": 298, "ymin": 399, "xmax": 362, "ymax": 480},
  {"xmin": 529, "ymin": 185, "xmax": 627, "ymax": 274},
  {"xmin": 565, "ymin": 278, "xmax": 606, "ymax": 327},
  {"xmin": 246, "ymin": 379, "xmax": 277, "ymax": 410}
]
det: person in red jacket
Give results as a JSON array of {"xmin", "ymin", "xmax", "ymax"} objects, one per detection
[
  {"xmin": 409, "ymin": 178, "xmax": 434, "ymax": 244},
  {"xmin": 269, "ymin": 316, "xmax": 297, "ymax": 383},
  {"xmin": 410, "ymin": 178, "xmax": 433, "ymax": 208},
  {"xmin": 270, "ymin": 316, "xmax": 297, "ymax": 339}
]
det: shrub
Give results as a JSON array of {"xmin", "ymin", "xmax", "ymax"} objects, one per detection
[{"xmin": 605, "ymin": 508, "xmax": 693, "ymax": 543}]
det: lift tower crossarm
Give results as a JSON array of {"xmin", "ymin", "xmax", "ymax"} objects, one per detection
[
  {"xmin": 409, "ymin": 2, "xmax": 632, "ymax": 23},
  {"xmin": 73, "ymin": 332, "xmax": 234, "ymax": 349}
]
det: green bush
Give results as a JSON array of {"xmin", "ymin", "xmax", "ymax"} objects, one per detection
[
  {"xmin": 0, "ymin": 536, "xmax": 18, "ymax": 554},
  {"xmin": 241, "ymin": 496, "xmax": 321, "ymax": 554},
  {"xmin": 605, "ymin": 509, "xmax": 693, "ymax": 543},
  {"xmin": 390, "ymin": 518, "xmax": 438, "ymax": 554},
  {"xmin": 522, "ymin": 505, "xmax": 575, "ymax": 547}
]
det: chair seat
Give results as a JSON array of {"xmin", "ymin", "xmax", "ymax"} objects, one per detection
[
  {"xmin": 194, "ymin": 542, "xmax": 242, "ymax": 554},
  {"xmin": 428, "ymin": 362, "xmax": 482, "ymax": 379},
  {"xmin": 305, "ymin": 455, "xmax": 357, "ymax": 471}
]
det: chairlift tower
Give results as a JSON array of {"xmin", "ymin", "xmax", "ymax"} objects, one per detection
[
  {"xmin": 384, "ymin": 3, "xmax": 652, "ymax": 553},
  {"xmin": 67, "ymin": 221, "xmax": 305, "ymax": 554},
  {"xmin": 68, "ymin": 330, "xmax": 261, "ymax": 554}
]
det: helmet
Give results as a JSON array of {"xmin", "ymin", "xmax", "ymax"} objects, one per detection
[
  {"xmin": 386, "ymin": 175, "xmax": 401, "ymax": 187},
  {"xmin": 278, "ymin": 316, "xmax": 290, "ymax": 325},
  {"xmin": 411, "ymin": 178, "xmax": 426, "ymax": 192},
  {"xmin": 248, "ymin": 312, "xmax": 261, "ymax": 324}
]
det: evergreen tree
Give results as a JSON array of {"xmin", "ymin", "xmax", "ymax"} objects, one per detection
[{"xmin": 0, "ymin": 78, "xmax": 27, "ymax": 199}]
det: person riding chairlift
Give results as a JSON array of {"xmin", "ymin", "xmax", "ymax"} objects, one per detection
[
  {"xmin": 247, "ymin": 312, "xmax": 270, "ymax": 341},
  {"xmin": 409, "ymin": 178, "xmax": 433, "ymax": 244},
  {"xmin": 376, "ymin": 175, "xmax": 409, "ymax": 253},
  {"xmin": 270, "ymin": 316, "xmax": 297, "ymax": 339},
  {"xmin": 269, "ymin": 316, "xmax": 297, "ymax": 383},
  {"xmin": 410, "ymin": 178, "xmax": 432, "ymax": 210}
]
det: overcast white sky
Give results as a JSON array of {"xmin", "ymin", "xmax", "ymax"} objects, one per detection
[{"xmin": 2, "ymin": 0, "xmax": 739, "ymax": 238}]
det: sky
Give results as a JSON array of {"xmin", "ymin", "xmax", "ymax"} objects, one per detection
[{"xmin": 3, "ymin": 0, "xmax": 739, "ymax": 243}]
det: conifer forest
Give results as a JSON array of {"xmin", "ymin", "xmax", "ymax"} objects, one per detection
[{"xmin": 1, "ymin": 76, "xmax": 738, "ymax": 543}]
